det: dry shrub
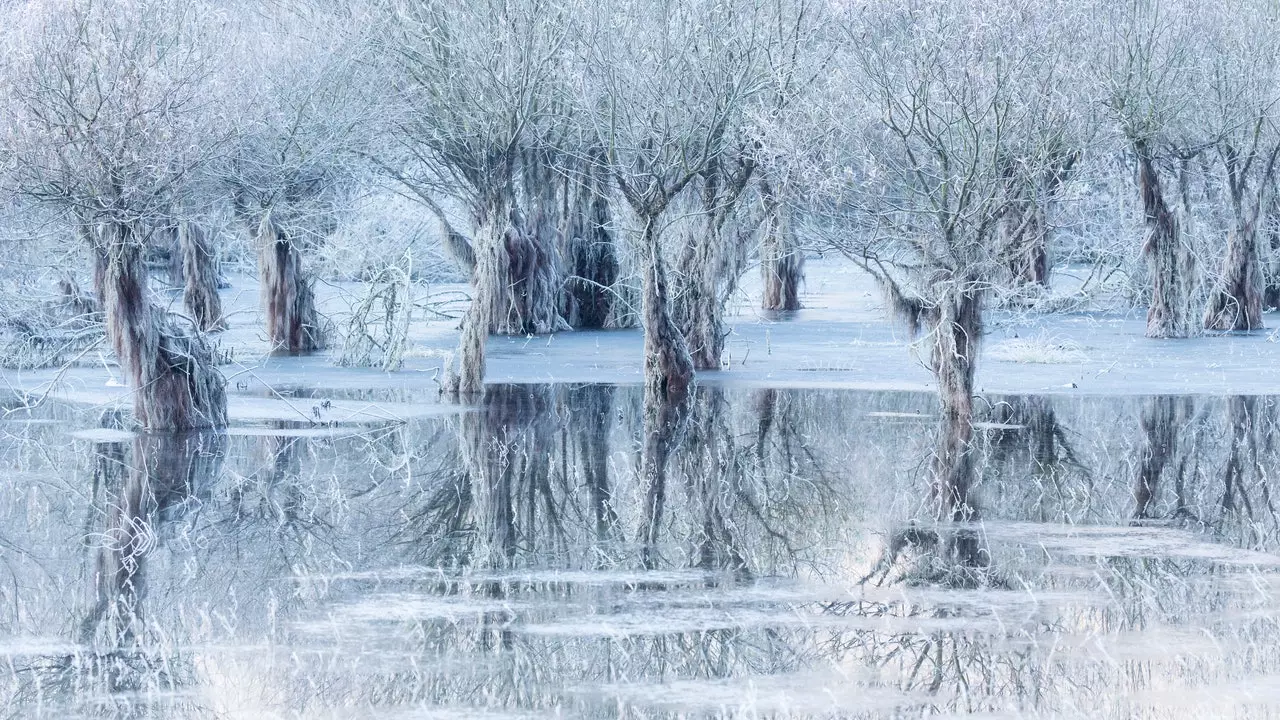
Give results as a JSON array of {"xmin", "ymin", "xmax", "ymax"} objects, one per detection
[{"xmin": 335, "ymin": 254, "xmax": 414, "ymax": 371}]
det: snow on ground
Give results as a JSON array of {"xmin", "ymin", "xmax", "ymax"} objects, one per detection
[{"xmin": 4, "ymin": 256, "xmax": 1280, "ymax": 411}]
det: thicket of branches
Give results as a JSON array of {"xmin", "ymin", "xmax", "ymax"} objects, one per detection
[{"xmin": 2, "ymin": 0, "xmax": 1280, "ymax": 438}]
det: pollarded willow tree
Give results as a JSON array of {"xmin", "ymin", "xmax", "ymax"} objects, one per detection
[
  {"xmin": 221, "ymin": 4, "xmax": 378, "ymax": 355},
  {"xmin": 0, "ymin": 0, "xmax": 227, "ymax": 430},
  {"xmin": 660, "ymin": 0, "xmax": 821, "ymax": 369},
  {"xmin": 826, "ymin": 0, "xmax": 1079, "ymax": 516},
  {"xmin": 1198, "ymin": 0, "xmax": 1280, "ymax": 332},
  {"xmin": 751, "ymin": 0, "xmax": 831, "ymax": 313},
  {"xmin": 576, "ymin": 0, "xmax": 767, "ymax": 402},
  {"xmin": 381, "ymin": 0, "xmax": 575, "ymax": 396},
  {"xmin": 1103, "ymin": 0, "xmax": 1218, "ymax": 339}
]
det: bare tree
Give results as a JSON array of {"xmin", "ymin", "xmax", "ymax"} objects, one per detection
[
  {"xmin": 1105, "ymin": 0, "xmax": 1214, "ymax": 338},
  {"xmin": 222, "ymin": 3, "xmax": 379, "ymax": 354},
  {"xmin": 0, "ymin": 0, "xmax": 228, "ymax": 429},
  {"xmin": 1199, "ymin": 2, "xmax": 1280, "ymax": 331},
  {"xmin": 380, "ymin": 0, "xmax": 573, "ymax": 395},
  {"xmin": 576, "ymin": 0, "xmax": 766, "ymax": 403},
  {"xmin": 826, "ymin": 0, "xmax": 1075, "ymax": 512}
]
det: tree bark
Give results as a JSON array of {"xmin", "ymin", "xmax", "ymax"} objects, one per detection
[
  {"xmin": 506, "ymin": 153, "xmax": 570, "ymax": 336},
  {"xmin": 929, "ymin": 284, "xmax": 982, "ymax": 520},
  {"xmin": 1003, "ymin": 200, "xmax": 1049, "ymax": 286},
  {"xmin": 671, "ymin": 162, "xmax": 754, "ymax": 370},
  {"xmin": 1204, "ymin": 149, "xmax": 1267, "ymax": 331},
  {"xmin": 1135, "ymin": 142, "xmax": 1197, "ymax": 339},
  {"xmin": 642, "ymin": 221, "xmax": 695, "ymax": 407},
  {"xmin": 101, "ymin": 223, "xmax": 227, "ymax": 431},
  {"xmin": 179, "ymin": 221, "xmax": 226, "ymax": 332},
  {"xmin": 257, "ymin": 216, "xmax": 323, "ymax": 354},
  {"xmin": 448, "ymin": 199, "xmax": 510, "ymax": 397},
  {"xmin": 760, "ymin": 178, "xmax": 803, "ymax": 311},
  {"xmin": 637, "ymin": 218, "xmax": 696, "ymax": 568},
  {"xmin": 672, "ymin": 218, "xmax": 726, "ymax": 370},
  {"xmin": 1204, "ymin": 224, "xmax": 1264, "ymax": 331}
]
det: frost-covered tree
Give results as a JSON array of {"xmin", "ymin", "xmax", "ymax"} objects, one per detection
[
  {"xmin": 380, "ymin": 0, "xmax": 574, "ymax": 396},
  {"xmin": 822, "ymin": 0, "xmax": 1077, "ymax": 515},
  {"xmin": 576, "ymin": 0, "xmax": 766, "ymax": 402},
  {"xmin": 1103, "ymin": 0, "xmax": 1215, "ymax": 339},
  {"xmin": 220, "ymin": 3, "xmax": 378, "ymax": 355},
  {"xmin": 0, "ymin": 0, "xmax": 227, "ymax": 430},
  {"xmin": 1198, "ymin": 1, "xmax": 1280, "ymax": 331}
]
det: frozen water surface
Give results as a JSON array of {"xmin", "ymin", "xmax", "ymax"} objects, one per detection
[{"xmin": 2, "ymin": 259, "xmax": 1280, "ymax": 717}]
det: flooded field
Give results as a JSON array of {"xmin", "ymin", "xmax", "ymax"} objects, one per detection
[{"xmin": 2, "ymin": 384, "xmax": 1279, "ymax": 718}]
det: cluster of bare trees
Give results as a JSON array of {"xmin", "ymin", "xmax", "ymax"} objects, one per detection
[{"xmin": 3, "ymin": 0, "xmax": 1280, "ymax": 448}]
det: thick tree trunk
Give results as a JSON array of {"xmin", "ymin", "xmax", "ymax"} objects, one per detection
[
  {"xmin": 672, "ymin": 164, "xmax": 754, "ymax": 370},
  {"xmin": 491, "ymin": 161, "xmax": 568, "ymax": 335},
  {"xmin": 641, "ymin": 222, "xmax": 695, "ymax": 407},
  {"xmin": 257, "ymin": 216, "xmax": 323, "ymax": 354},
  {"xmin": 929, "ymin": 285, "xmax": 982, "ymax": 520},
  {"xmin": 179, "ymin": 222, "xmax": 226, "ymax": 332},
  {"xmin": 1204, "ymin": 224, "xmax": 1264, "ymax": 331},
  {"xmin": 448, "ymin": 207, "xmax": 507, "ymax": 397},
  {"xmin": 562, "ymin": 158, "xmax": 619, "ymax": 328},
  {"xmin": 101, "ymin": 223, "xmax": 227, "ymax": 431},
  {"xmin": 447, "ymin": 182, "xmax": 572, "ymax": 397},
  {"xmin": 637, "ymin": 219, "xmax": 695, "ymax": 568},
  {"xmin": 672, "ymin": 218, "xmax": 726, "ymax": 370},
  {"xmin": 1004, "ymin": 201, "xmax": 1049, "ymax": 287},
  {"xmin": 1135, "ymin": 144, "xmax": 1197, "ymax": 339},
  {"xmin": 760, "ymin": 179, "xmax": 803, "ymax": 311}
]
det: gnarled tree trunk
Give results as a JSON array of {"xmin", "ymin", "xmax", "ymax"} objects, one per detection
[
  {"xmin": 760, "ymin": 177, "xmax": 803, "ymax": 311},
  {"xmin": 1205, "ymin": 146, "xmax": 1270, "ymax": 331},
  {"xmin": 509, "ymin": 151, "xmax": 570, "ymax": 336},
  {"xmin": 672, "ymin": 219, "xmax": 726, "ymax": 370},
  {"xmin": 642, "ymin": 222, "xmax": 695, "ymax": 407},
  {"xmin": 671, "ymin": 161, "xmax": 754, "ymax": 370},
  {"xmin": 929, "ymin": 284, "xmax": 982, "ymax": 521},
  {"xmin": 447, "ymin": 195, "xmax": 519, "ymax": 397},
  {"xmin": 101, "ymin": 223, "xmax": 227, "ymax": 430},
  {"xmin": 1204, "ymin": 225, "xmax": 1264, "ymax": 331},
  {"xmin": 1003, "ymin": 155, "xmax": 1077, "ymax": 290},
  {"xmin": 1003, "ymin": 199, "xmax": 1049, "ymax": 287},
  {"xmin": 638, "ymin": 219, "xmax": 695, "ymax": 568},
  {"xmin": 179, "ymin": 222, "xmax": 225, "ymax": 332},
  {"xmin": 1135, "ymin": 143, "xmax": 1198, "ymax": 339},
  {"xmin": 257, "ymin": 215, "xmax": 323, "ymax": 355}
]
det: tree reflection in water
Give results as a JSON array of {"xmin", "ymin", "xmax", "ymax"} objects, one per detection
[{"xmin": 0, "ymin": 388, "xmax": 1279, "ymax": 717}]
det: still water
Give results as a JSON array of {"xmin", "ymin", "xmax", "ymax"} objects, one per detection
[{"xmin": 2, "ymin": 384, "xmax": 1279, "ymax": 718}]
